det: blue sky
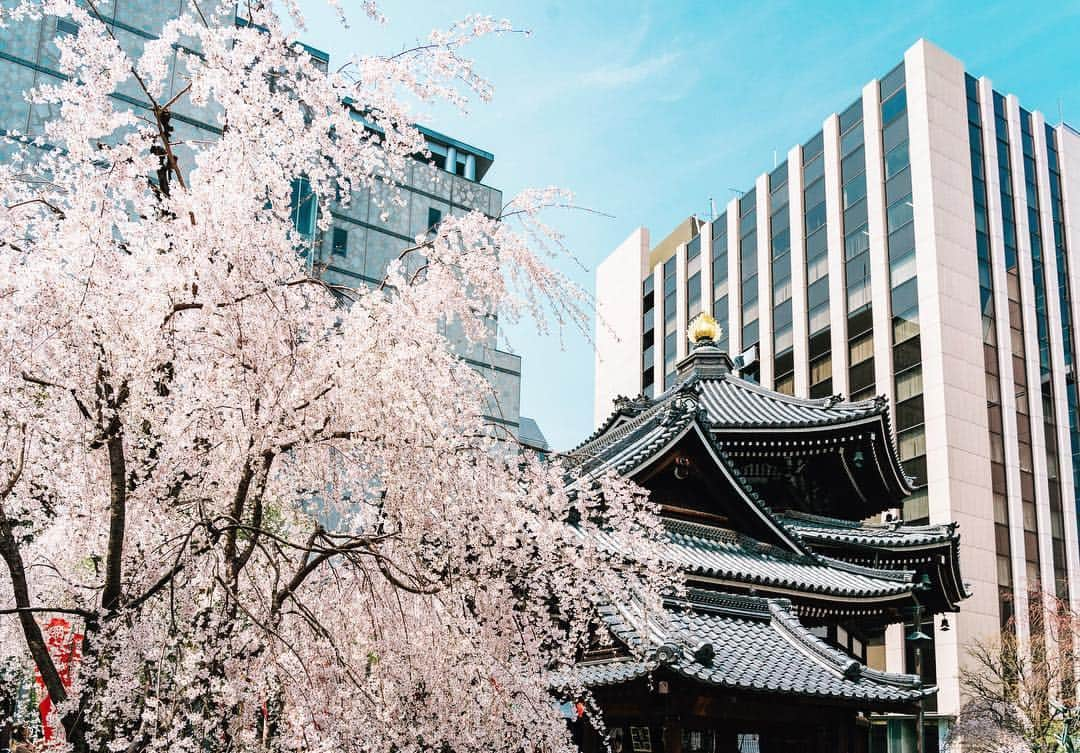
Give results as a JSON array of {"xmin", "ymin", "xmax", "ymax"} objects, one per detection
[{"xmin": 297, "ymin": 0, "xmax": 1080, "ymax": 450}]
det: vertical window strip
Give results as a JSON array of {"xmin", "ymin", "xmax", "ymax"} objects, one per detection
[
  {"xmin": 880, "ymin": 66, "xmax": 926, "ymax": 515},
  {"xmin": 642, "ymin": 274, "xmax": 656, "ymax": 398},
  {"xmin": 711, "ymin": 214, "xmax": 730, "ymax": 353},
  {"xmin": 740, "ymin": 193, "xmax": 760, "ymax": 383},
  {"xmin": 804, "ymin": 130, "xmax": 831, "ymax": 397},
  {"xmin": 968, "ymin": 75, "xmax": 1015, "ymax": 626},
  {"xmin": 663, "ymin": 257, "xmax": 678, "ymax": 390},
  {"xmin": 994, "ymin": 91, "xmax": 1043, "ymax": 603},
  {"xmin": 770, "ymin": 163, "xmax": 793, "ymax": 387},
  {"xmin": 840, "ymin": 100, "xmax": 873, "ymax": 397},
  {"xmin": 1046, "ymin": 126, "xmax": 1080, "ymax": 513},
  {"xmin": 1022, "ymin": 111, "xmax": 1069, "ymax": 599}
]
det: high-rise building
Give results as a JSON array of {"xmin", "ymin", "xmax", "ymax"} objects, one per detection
[
  {"xmin": 595, "ymin": 38, "xmax": 1080, "ymax": 748},
  {"xmin": 0, "ymin": 3, "xmax": 529, "ymax": 439}
]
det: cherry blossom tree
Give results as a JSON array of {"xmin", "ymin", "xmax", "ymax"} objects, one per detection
[
  {"xmin": 948, "ymin": 594, "xmax": 1080, "ymax": 753},
  {"xmin": 0, "ymin": 2, "xmax": 672, "ymax": 752}
]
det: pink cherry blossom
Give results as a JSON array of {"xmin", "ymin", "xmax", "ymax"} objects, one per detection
[{"xmin": 0, "ymin": 3, "xmax": 673, "ymax": 752}]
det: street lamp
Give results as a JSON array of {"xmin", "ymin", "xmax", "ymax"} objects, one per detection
[{"xmin": 906, "ymin": 579, "xmax": 933, "ymax": 753}]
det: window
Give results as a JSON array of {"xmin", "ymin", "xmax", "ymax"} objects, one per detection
[
  {"xmin": 56, "ymin": 17, "xmax": 79, "ymax": 35},
  {"xmin": 805, "ymin": 202, "xmax": 827, "ymax": 235},
  {"xmin": 899, "ymin": 427, "xmax": 926, "ymax": 461},
  {"xmin": 806, "ymin": 225, "xmax": 829, "ymax": 260},
  {"xmin": 887, "ymin": 195, "xmax": 914, "ymax": 234},
  {"xmin": 774, "ymin": 324, "xmax": 793, "ymax": 353},
  {"xmin": 809, "ymin": 303, "xmax": 830, "ymax": 334},
  {"xmin": 332, "ymin": 227, "xmax": 348, "ymax": 256},
  {"xmin": 773, "ymin": 276, "xmax": 792, "ymax": 305},
  {"xmin": 844, "ymin": 174, "xmax": 867, "ymax": 209},
  {"xmin": 427, "ymin": 207, "xmax": 443, "ymax": 232},
  {"xmin": 841, "ymin": 126, "xmax": 864, "ymax": 157},
  {"xmin": 850, "ymin": 333, "xmax": 873, "ymax": 364},
  {"xmin": 811, "ymin": 355, "xmax": 832, "ymax": 384},
  {"xmin": 289, "ymin": 178, "xmax": 317, "ymax": 237},
  {"xmin": 840, "ymin": 99, "xmax": 863, "ymax": 132},
  {"xmin": 804, "ymin": 177, "xmax": 827, "ymax": 211},
  {"xmin": 841, "ymin": 146, "xmax": 866, "ymax": 181},
  {"xmin": 803, "ymin": 153, "xmax": 825, "ymax": 184},
  {"xmin": 881, "ymin": 89, "xmax": 907, "ymax": 125},
  {"xmin": 808, "ymin": 277, "xmax": 830, "ymax": 309},
  {"xmin": 845, "ymin": 225, "xmax": 870, "ymax": 260},
  {"xmin": 775, "ymin": 373, "xmax": 794, "ymax": 395},
  {"xmin": 891, "ymin": 251, "xmax": 917, "ymax": 287},
  {"xmin": 897, "ymin": 367, "xmax": 923, "ymax": 401},
  {"xmin": 893, "ymin": 308, "xmax": 920, "ymax": 343},
  {"xmin": 883, "ymin": 114, "xmax": 909, "ymax": 153},
  {"xmin": 880, "ymin": 63, "xmax": 906, "ymax": 100}
]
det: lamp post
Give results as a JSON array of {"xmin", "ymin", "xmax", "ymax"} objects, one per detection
[{"xmin": 906, "ymin": 577, "xmax": 933, "ymax": 753}]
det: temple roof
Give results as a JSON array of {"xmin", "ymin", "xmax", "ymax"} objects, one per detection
[
  {"xmin": 575, "ymin": 374, "xmax": 889, "ymax": 459},
  {"xmin": 586, "ymin": 516, "xmax": 915, "ymax": 605},
  {"xmin": 564, "ymin": 589, "xmax": 930, "ymax": 706},
  {"xmin": 778, "ymin": 511, "xmax": 971, "ymax": 610},
  {"xmin": 694, "ymin": 376, "xmax": 886, "ymax": 430},
  {"xmin": 661, "ymin": 518, "xmax": 915, "ymax": 599},
  {"xmin": 570, "ymin": 341, "xmax": 913, "ymax": 517},
  {"xmin": 568, "ymin": 408, "xmax": 809, "ymax": 554},
  {"xmin": 780, "ymin": 511, "xmax": 958, "ymax": 549}
]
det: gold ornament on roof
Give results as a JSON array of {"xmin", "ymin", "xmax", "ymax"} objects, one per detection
[{"xmin": 687, "ymin": 313, "xmax": 722, "ymax": 345}]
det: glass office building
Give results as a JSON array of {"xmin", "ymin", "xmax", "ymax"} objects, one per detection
[
  {"xmin": 594, "ymin": 39, "xmax": 1080, "ymax": 751},
  {"xmin": 0, "ymin": 2, "xmax": 526, "ymax": 438}
]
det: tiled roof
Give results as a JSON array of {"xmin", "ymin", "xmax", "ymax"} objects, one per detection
[
  {"xmin": 661, "ymin": 519, "xmax": 915, "ymax": 599},
  {"xmin": 694, "ymin": 376, "xmax": 885, "ymax": 430},
  {"xmin": 568, "ymin": 407, "xmax": 809, "ymax": 555},
  {"xmin": 561, "ymin": 590, "xmax": 930, "ymax": 705},
  {"xmin": 779, "ymin": 511, "xmax": 959, "ymax": 549},
  {"xmin": 568, "ymin": 344, "xmax": 913, "ymax": 506},
  {"xmin": 572, "ymin": 374, "xmax": 884, "ymax": 462}
]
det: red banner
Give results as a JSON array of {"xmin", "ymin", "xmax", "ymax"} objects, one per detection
[{"xmin": 33, "ymin": 617, "xmax": 83, "ymax": 742}]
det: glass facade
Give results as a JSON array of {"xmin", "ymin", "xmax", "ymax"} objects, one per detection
[
  {"xmin": 663, "ymin": 256, "xmax": 678, "ymax": 389},
  {"xmin": 740, "ymin": 190, "xmax": 760, "ymax": 383},
  {"xmin": 0, "ymin": 3, "xmax": 522, "ymax": 435},
  {"xmin": 967, "ymin": 75, "xmax": 1015, "ymax": 627},
  {"xmin": 771, "ymin": 162, "xmax": 794, "ymax": 395},
  {"xmin": 840, "ymin": 98, "xmax": 875, "ymax": 402},
  {"xmin": 1047, "ymin": 126, "xmax": 1080, "ymax": 508},
  {"xmin": 687, "ymin": 231, "xmax": 703, "ymax": 326},
  {"xmin": 642, "ymin": 274, "xmax": 656, "ymax": 398},
  {"xmin": 1021, "ymin": 109, "xmax": 1069, "ymax": 600},
  {"xmin": 993, "ymin": 91, "xmax": 1045, "ymax": 605},
  {"xmin": 879, "ymin": 64, "xmax": 927, "ymax": 521},
  {"xmin": 712, "ymin": 213, "xmax": 731, "ymax": 353},
  {"xmin": 619, "ymin": 49, "xmax": 1080, "ymax": 752},
  {"xmin": 804, "ymin": 131, "xmax": 832, "ymax": 398}
]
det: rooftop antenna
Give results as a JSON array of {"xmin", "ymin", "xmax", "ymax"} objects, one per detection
[
  {"xmin": 709, "ymin": 197, "xmax": 717, "ymax": 221},
  {"xmin": 1060, "ymin": 97, "xmax": 1065, "ymax": 126},
  {"xmin": 729, "ymin": 187, "xmax": 745, "ymax": 198},
  {"xmin": 773, "ymin": 149, "xmax": 778, "ymax": 168}
]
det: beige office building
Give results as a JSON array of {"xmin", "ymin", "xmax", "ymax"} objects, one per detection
[{"xmin": 594, "ymin": 39, "xmax": 1080, "ymax": 751}]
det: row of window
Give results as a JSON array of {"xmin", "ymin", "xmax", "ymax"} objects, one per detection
[
  {"xmin": 712, "ymin": 215, "xmax": 731, "ymax": 355},
  {"xmin": 802, "ymin": 130, "xmax": 832, "ymax": 399},
  {"xmin": 1047, "ymin": 125, "xmax": 1080, "ymax": 525},
  {"xmin": 1021, "ymin": 108, "xmax": 1069, "ymax": 599},
  {"xmin": 966, "ymin": 75, "xmax": 1017, "ymax": 626},
  {"xmin": 993, "ymin": 91, "xmax": 1044, "ymax": 594},
  {"xmin": 770, "ymin": 162, "xmax": 794, "ymax": 393},
  {"xmin": 877, "ymin": 67, "xmax": 927, "ymax": 517}
]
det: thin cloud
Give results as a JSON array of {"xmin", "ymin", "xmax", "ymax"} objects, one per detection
[{"xmin": 580, "ymin": 51, "xmax": 680, "ymax": 89}]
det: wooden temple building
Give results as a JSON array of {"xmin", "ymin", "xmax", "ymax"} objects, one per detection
[{"xmin": 561, "ymin": 316, "xmax": 968, "ymax": 753}]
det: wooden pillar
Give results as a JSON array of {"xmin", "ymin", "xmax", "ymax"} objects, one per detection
[{"xmin": 663, "ymin": 717, "xmax": 682, "ymax": 753}]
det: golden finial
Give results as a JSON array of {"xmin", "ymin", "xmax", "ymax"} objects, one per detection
[{"xmin": 687, "ymin": 313, "xmax": 722, "ymax": 345}]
